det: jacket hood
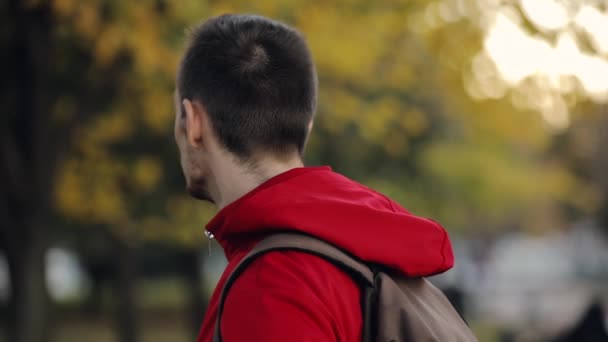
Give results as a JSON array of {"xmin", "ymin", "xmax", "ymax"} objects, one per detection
[{"xmin": 206, "ymin": 166, "xmax": 454, "ymax": 277}]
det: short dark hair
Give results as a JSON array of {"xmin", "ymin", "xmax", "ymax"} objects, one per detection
[{"xmin": 177, "ymin": 14, "xmax": 317, "ymax": 159}]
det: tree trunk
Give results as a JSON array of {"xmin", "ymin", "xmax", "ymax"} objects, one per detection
[
  {"xmin": 1, "ymin": 0, "xmax": 54, "ymax": 339},
  {"xmin": 595, "ymin": 107, "xmax": 608, "ymax": 231},
  {"xmin": 5, "ymin": 221, "xmax": 50, "ymax": 342},
  {"xmin": 114, "ymin": 237, "xmax": 139, "ymax": 342},
  {"xmin": 179, "ymin": 249, "xmax": 206, "ymax": 339}
]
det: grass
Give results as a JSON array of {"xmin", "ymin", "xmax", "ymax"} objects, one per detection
[
  {"xmin": 1, "ymin": 277, "xmax": 502, "ymax": 341},
  {"xmin": 56, "ymin": 311, "xmax": 192, "ymax": 342}
]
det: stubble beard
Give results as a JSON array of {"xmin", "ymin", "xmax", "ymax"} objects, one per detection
[{"xmin": 187, "ymin": 176, "xmax": 215, "ymax": 204}]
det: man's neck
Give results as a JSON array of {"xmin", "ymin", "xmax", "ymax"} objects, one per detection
[{"xmin": 209, "ymin": 153, "xmax": 304, "ymax": 210}]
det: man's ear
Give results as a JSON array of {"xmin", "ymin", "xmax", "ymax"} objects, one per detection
[{"xmin": 182, "ymin": 99, "xmax": 206, "ymax": 149}]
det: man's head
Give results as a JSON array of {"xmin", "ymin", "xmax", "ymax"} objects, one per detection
[{"xmin": 174, "ymin": 14, "xmax": 317, "ymax": 202}]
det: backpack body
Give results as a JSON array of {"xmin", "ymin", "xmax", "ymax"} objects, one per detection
[{"xmin": 213, "ymin": 233, "xmax": 477, "ymax": 342}]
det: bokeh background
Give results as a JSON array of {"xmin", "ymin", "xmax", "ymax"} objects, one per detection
[{"xmin": 1, "ymin": 0, "xmax": 608, "ymax": 341}]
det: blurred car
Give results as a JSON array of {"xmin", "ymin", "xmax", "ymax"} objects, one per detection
[{"xmin": 468, "ymin": 224, "xmax": 608, "ymax": 336}]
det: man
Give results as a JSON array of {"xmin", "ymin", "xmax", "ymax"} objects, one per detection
[{"xmin": 174, "ymin": 14, "xmax": 454, "ymax": 342}]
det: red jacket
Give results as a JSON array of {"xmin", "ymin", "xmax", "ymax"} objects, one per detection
[{"xmin": 197, "ymin": 166, "xmax": 454, "ymax": 342}]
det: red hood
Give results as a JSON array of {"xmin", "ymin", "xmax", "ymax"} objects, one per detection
[{"xmin": 206, "ymin": 166, "xmax": 454, "ymax": 277}]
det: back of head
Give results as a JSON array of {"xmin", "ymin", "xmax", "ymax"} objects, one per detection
[{"xmin": 177, "ymin": 14, "xmax": 317, "ymax": 160}]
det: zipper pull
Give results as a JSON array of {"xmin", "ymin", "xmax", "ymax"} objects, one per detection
[{"xmin": 205, "ymin": 230, "xmax": 215, "ymax": 256}]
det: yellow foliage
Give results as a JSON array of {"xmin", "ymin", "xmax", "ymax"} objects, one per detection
[
  {"xmin": 207, "ymin": 3, "xmax": 238, "ymax": 18},
  {"xmin": 384, "ymin": 131, "xmax": 409, "ymax": 157},
  {"xmin": 55, "ymin": 158, "xmax": 128, "ymax": 223},
  {"xmin": 127, "ymin": 4, "xmax": 164, "ymax": 73},
  {"xmin": 386, "ymin": 61, "xmax": 416, "ymax": 89},
  {"xmin": 420, "ymin": 141, "xmax": 578, "ymax": 230},
  {"xmin": 50, "ymin": 0, "xmax": 595, "ymax": 239},
  {"xmin": 95, "ymin": 25, "xmax": 124, "ymax": 66},
  {"xmin": 358, "ymin": 97, "xmax": 400, "ymax": 142},
  {"xmin": 52, "ymin": 0, "xmax": 77, "ymax": 17},
  {"xmin": 55, "ymin": 160, "xmax": 87, "ymax": 219},
  {"xmin": 318, "ymin": 88, "xmax": 362, "ymax": 133},
  {"xmin": 86, "ymin": 111, "xmax": 134, "ymax": 144},
  {"xmin": 400, "ymin": 109, "xmax": 428, "ymax": 138},
  {"xmin": 74, "ymin": 3, "xmax": 101, "ymax": 39},
  {"xmin": 133, "ymin": 157, "xmax": 163, "ymax": 192},
  {"xmin": 298, "ymin": 5, "xmax": 389, "ymax": 83},
  {"xmin": 156, "ymin": 196, "xmax": 217, "ymax": 246},
  {"xmin": 91, "ymin": 176, "xmax": 126, "ymax": 222},
  {"xmin": 141, "ymin": 90, "xmax": 174, "ymax": 133},
  {"xmin": 169, "ymin": 0, "xmax": 210, "ymax": 24}
]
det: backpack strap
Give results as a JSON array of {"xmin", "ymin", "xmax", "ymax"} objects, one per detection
[{"xmin": 213, "ymin": 233, "xmax": 376, "ymax": 342}]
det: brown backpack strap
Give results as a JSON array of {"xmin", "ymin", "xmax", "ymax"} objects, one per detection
[{"xmin": 213, "ymin": 233, "xmax": 375, "ymax": 342}]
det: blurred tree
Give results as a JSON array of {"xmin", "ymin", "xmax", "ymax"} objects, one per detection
[
  {"xmin": 49, "ymin": 1, "xmax": 216, "ymax": 341},
  {"xmin": 2, "ymin": 0, "xmax": 606, "ymax": 341},
  {"xmin": 552, "ymin": 103, "xmax": 608, "ymax": 233},
  {"xmin": 218, "ymin": 0, "xmax": 579, "ymax": 234},
  {"xmin": 1, "ymin": 1, "xmax": 55, "ymax": 341},
  {"xmin": 1, "ymin": 1, "xmax": 214, "ymax": 341},
  {"xmin": 423, "ymin": 0, "xmax": 608, "ymax": 233}
]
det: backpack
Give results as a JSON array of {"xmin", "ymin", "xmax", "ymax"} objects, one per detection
[{"xmin": 213, "ymin": 233, "xmax": 477, "ymax": 342}]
